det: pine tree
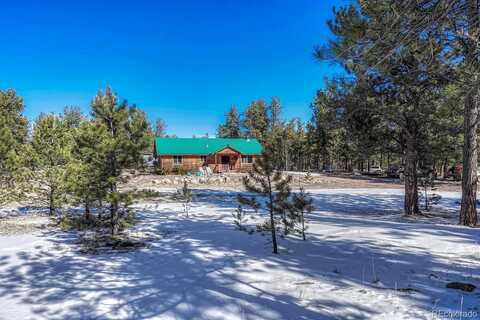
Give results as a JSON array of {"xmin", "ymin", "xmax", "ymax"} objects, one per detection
[
  {"xmin": 128, "ymin": 106, "xmax": 152, "ymax": 169},
  {"xmin": 0, "ymin": 150, "xmax": 25, "ymax": 205},
  {"xmin": 263, "ymin": 98, "xmax": 308, "ymax": 172},
  {"xmin": 265, "ymin": 122, "xmax": 288, "ymax": 170},
  {"xmin": 62, "ymin": 106, "xmax": 84, "ymax": 129},
  {"xmin": 429, "ymin": 85, "xmax": 463, "ymax": 179},
  {"xmin": 217, "ymin": 105, "xmax": 241, "ymax": 138},
  {"xmin": 274, "ymin": 171, "xmax": 294, "ymax": 236},
  {"xmin": 308, "ymin": 90, "xmax": 336, "ymax": 170},
  {"xmin": 317, "ymin": 1, "xmax": 452, "ymax": 216},
  {"xmin": 178, "ymin": 180, "xmax": 193, "ymax": 217},
  {"xmin": 243, "ymin": 100, "xmax": 269, "ymax": 142},
  {"xmin": 290, "ymin": 187, "xmax": 314, "ymax": 241},
  {"xmin": 456, "ymin": 0, "xmax": 480, "ymax": 226},
  {"xmin": 28, "ymin": 113, "xmax": 73, "ymax": 215},
  {"xmin": 238, "ymin": 146, "xmax": 292, "ymax": 254},
  {"xmin": 232, "ymin": 205, "xmax": 248, "ymax": 231},
  {"xmin": 0, "ymin": 89, "xmax": 29, "ymax": 204},
  {"xmin": 90, "ymin": 86, "xmax": 150, "ymax": 235},
  {"xmin": 67, "ymin": 121, "xmax": 109, "ymax": 221},
  {"xmin": 402, "ymin": 0, "xmax": 480, "ymax": 226},
  {"xmin": 269, "ymin": 97, "xmax": 281, "ymax": 130}
]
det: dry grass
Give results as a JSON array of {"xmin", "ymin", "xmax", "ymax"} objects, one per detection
[{"xmin": 0, "ymin": 215, "xmax": 51, "ymax": 235}]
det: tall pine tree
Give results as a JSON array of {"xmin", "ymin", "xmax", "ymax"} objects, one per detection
[
  {"xmin": 243, "ymin": 100, "xmax": 269, "ymax": 142},
  {"xmin": 0, "ymin": 90, "xmax": 28, "ymax": 204},
  {"xmin": 28, "ymin": 113, "xmax": 73, "ymax": 215},
  {"xmin": 90, "ymin": 86, "xmax": 150, "ymax": 235},
  {"xmin": 67, "ymin": 120, "xmax": 110, "ymax": 221},
  {"xmin": 217, "ymin": 105, "xmax": 242, "ymax": 138},
  {"xmin": 318, "ymin": 1, "xmax": 453, "ymax": 215}
]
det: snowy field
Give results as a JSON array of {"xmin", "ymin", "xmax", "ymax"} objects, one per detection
[{"xmin": 0, "ymin": 189, "xmax": 479, "ymax": 320}]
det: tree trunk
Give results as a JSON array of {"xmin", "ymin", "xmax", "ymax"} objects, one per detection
[
  {"xmin": 460, "ymin": 0, "xmax": 480, "ymax": 227},
  {"xmin": 301, "ymin": 211, "xmax": 306, "ymax": 241},
  {"xmin": 85, "ymin": 200, "xmax": 92, "ymax": 222},
  {"xmin": 460, "ymin": 88, "xmax": 479, "ymax": 226},
  {"xmin": 267, "ymin": 177, "xmax": 278, "ymax": 254},
  {"xmin": 442, "ymin": 157, "xmax": 448, "ymax": 179},
  {"xmin": 109, "ymin": 177, "xmax": 120, "ymax": 235},
  {"xmin": 98, "ymin": 199, "xmax": 103, "ymax": 219},
  {"xmin": 110, "ymin": 200, "xmax": 119, "ymax": 236},
  {"xmin": 404, "ymin": 136, "xmax": 419, "ymax": 216},
  {"xmin": 49, "ymin": 188, "xmax": 55, "ymax": 216}
]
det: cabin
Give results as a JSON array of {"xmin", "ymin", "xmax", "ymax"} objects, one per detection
[{"xmin": 154, "ymin": 137, "xmax": 262, "ymax": 173}]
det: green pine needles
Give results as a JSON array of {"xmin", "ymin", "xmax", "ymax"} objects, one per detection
[
  {"xmin": 0, "ymin": 87, "xmax": 151, "ymax": 236},
  {"xmin": 239, "ymin": 146, "xmax": 295, "ymax": 254}
]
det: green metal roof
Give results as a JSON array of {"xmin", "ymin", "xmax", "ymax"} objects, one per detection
[{"xmin": 155, "ymin": 137, "xmax": 262, "ymax": 156}]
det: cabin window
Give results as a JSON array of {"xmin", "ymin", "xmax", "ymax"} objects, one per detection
[
  {"xmin": 200, "ymin": 155, "xmax": 207, "ymax": 163},
  {"xmin": 241, "ymin": 155, "xmax": 253, "ymax": 164},
  {"xmin": 173, "ymin": 155, "xmax": 183, "ymax": 165}
]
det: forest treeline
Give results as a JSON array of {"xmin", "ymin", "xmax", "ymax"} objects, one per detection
[
  {"xmin": 216, "ymin": 0, "xmax": 480, "ymax": 226},
  {"xmin": 1, "ymin": 0, "xmax": 479, "ymax": 231}
]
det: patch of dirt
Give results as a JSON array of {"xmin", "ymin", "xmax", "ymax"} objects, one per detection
[
  {"xmin": 0, "ymin": 215, "xmax": 52, "ymax": 235},
  {"xmin": 121, "ymin": 172, "xmax": 462, "ymax": 192},
  {"xmin": 78, "ymin": 231, "xmax": 156, "ymax": 254},
  {"xmin": 446, "ymin": 282, "xmax": 476, "ymax": 292}
]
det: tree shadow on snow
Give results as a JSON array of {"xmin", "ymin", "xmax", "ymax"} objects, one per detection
[
  {"xmin": 0, "ymin": 228, "xmax": 374, "ymax": 319},
  {"xmin": 0, "ymin": 188, "xmax": 478, "ymax": 319}
]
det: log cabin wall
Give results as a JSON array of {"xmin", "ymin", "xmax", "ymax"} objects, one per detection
[{"xmin": 159, "ymin": 155, "xmax": 205, "ymax": 171}]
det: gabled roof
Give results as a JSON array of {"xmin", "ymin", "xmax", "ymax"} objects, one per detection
[{"xmin": 154, "ymin": 137, "xmax": 263, "ymax": 156}]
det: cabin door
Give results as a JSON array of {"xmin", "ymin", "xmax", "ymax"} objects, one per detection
[
  {"xmin": 221, "ymin": 155, "xmax": 230, "ymax": 171},
  {"xmin": 221, "ymin": 155, "xmax": 230, "ymax": 164}
]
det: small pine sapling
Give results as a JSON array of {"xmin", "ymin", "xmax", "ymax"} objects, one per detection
[
  {"xmin": 232, "ymin": 205, "xmax": 248, "ymax": 231},
  {"xmin": 179, "ymin": 179, "xmax": 193, "ymax": 217},
  {"xmin": 238, "ymin": 146, "xmax": 292, "ymax": 254},
  {"xmin": 290, "ymin": 187, "xmax": 314, "ymax": 240},
  {"xmin": 418, "ymin": 171, "xmax": 441, "ymax": 211},
  {"xmin": 274, "ymin": 176, "xmax": 294, "ymax": 236},
  {"xmin": 305, "ymin": 171, "xmax": 313, "ymax": 183}
]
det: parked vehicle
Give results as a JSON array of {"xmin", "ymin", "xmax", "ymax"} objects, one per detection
[
  {"xmin": 322, "ymin": 165, "xmax": 334, "ymax": 173},
  {"xmin": 361, "ymin": 165, "xmax": 384, "ymax": 176},
  {"xmin": 368, "ymin": 165, "xmax": 384, "ymax": 175}
]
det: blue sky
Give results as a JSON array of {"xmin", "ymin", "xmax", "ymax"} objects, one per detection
[{"xmin": 0, "ymin": 0, "xmax": 345, "ymax": 137}]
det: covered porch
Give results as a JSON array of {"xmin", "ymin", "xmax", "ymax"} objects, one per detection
[{"xmin": 208, "ymin": 147, "xmax": 241, "ymax": 173}]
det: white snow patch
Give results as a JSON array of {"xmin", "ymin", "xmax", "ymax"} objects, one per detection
[{"xmin": 0, "ymin": 188, "xmax": 478, "ymax": 319}]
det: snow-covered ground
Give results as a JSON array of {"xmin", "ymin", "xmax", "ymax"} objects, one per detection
[{"xmin": 0, "ymin": 189, "xmax": 479, "ymax": 319}]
